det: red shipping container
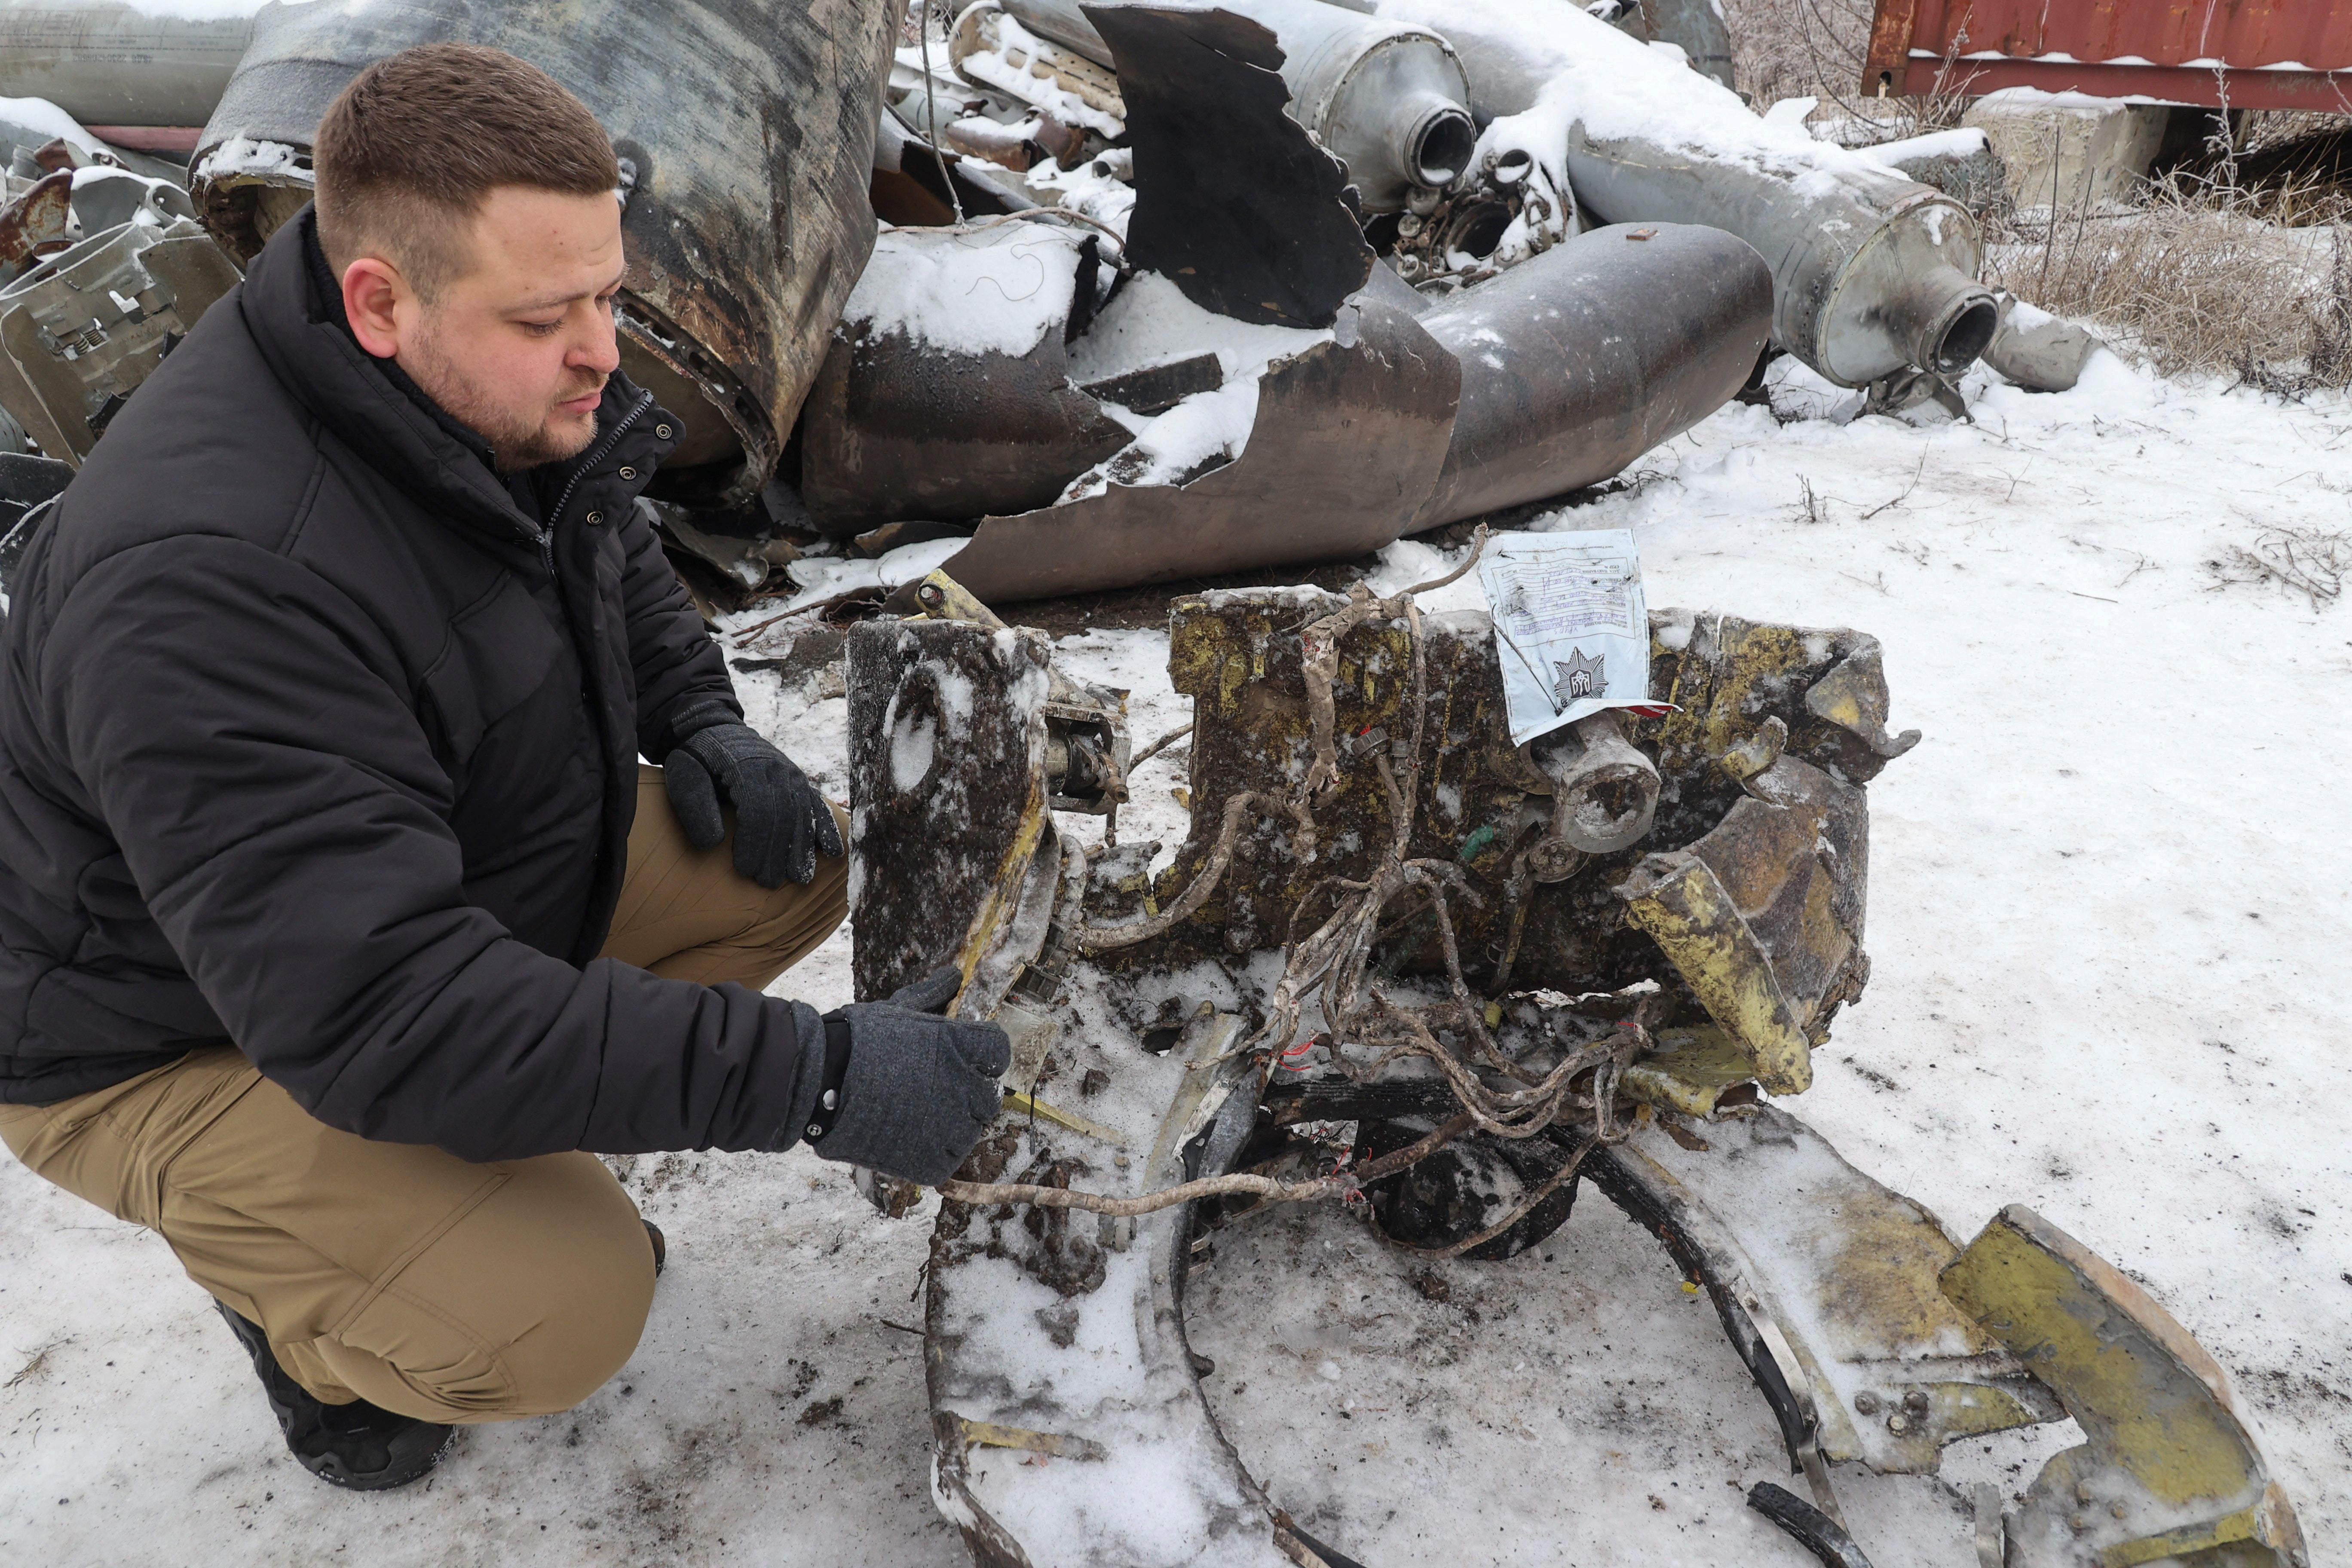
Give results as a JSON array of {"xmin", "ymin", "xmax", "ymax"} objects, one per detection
[{"xmin": 1864, "ymin": 0, "xmax": 2352, "ymax": 112}]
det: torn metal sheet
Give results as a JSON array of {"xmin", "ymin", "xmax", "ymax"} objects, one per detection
[
  {"xmin": 1089, "ymin": 4, "xmax": 1373, "ymax": 329},
  {"xmin": 799, "ymin": 222, "xmax": 1131, "ymax": 535},
  {"xmin": 68, "ymin": 165, "xmax": 195, "ymax": 233},
  {"xmin": 1602, "ymin": 1107, "xmax": 2064, "ymax": 1476},
  {"xmin": 935, "ymin": 292, "xmax": 1458, "ymax": 603},
  {"xmin": 925, "ymin": 1011, "xmax": 1291, "ymax": 1568},
  {"xmin": 187, "ymin": 0, "xmax": 895, "ymax": 506},
  {"xmin": 1616, "ymin": 752, "xmax": 1868, "ymax": 1096},
  {"xmin": 1981, "ymin": 292, "xmax": 2103, "ymax": 393},
  {"xmin": 1412, "ymin": 222, "xmax": 1773, "ymax": 529},
  {"xmin": 0, "ymin": 217, "xmax": 239, "ymax": 464},
  {"xmin": 1941, "ymin": 1207, "xmax": 2310, "ymax": 1568}
]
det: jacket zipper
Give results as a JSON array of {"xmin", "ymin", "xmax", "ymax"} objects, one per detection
[{"xmin": 550, "ymin": 387, "xmax": 655, "ymax": 530}]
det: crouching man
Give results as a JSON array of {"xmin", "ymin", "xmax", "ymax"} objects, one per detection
[{"xmin": 0, "ymin": 44, "xmax": 1005, "ymax": 1490}]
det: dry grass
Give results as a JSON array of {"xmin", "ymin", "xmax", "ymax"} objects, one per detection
[
  {"xmin": 1985, "ymin": 183, "xmax": 2352, "ymax": 387},
  {"xmin": 2207, "ymin": 527, "xmax": 2350, "ymax": 609}
]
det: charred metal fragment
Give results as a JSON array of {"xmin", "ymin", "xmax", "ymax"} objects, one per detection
[
  {"xmin": 1131, "ymin": 594, "xmax": 1906, "ymax": 1008},
  {"xmin": 1079, "ymin": 351, "xmax": 1223, "ymax": 415},
  {"xmin": 1747, "ymin": 1483, "xmax": 1878, "ymax": 1568},
  {"xmin": 189, "ymin": 0, "xmax": 894, "ymax": 504},
  {"xmin": 937, "ymin": 293, "xmax": 1457, "ymax": 603},
  {"xmin": 1601, "ymin": 1109, "xmax": 2064, "ymax": 1477},
  {"xmin": 845, "ymin": 618, "xmax": 1054, "ymax": 1006},
  {"xmin": 1088, "ymin": 3, "xmax": 1373, "ymax": 328},
  {"xmin": 799, "ymin": 226, "xmax": 1133, "ymax": 536},
  {"xmin": 1356, "ymin": 1119, "xmax": 1582, "ymax": 1260}
]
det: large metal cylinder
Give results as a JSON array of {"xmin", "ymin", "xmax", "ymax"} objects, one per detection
[
  {"xmin": 1370, "ymin": 0, "xmax": 1998, "ymax": 387},
  {"xmin": 1412, "ymin": 222, "xmax": 1772, "ymax": 529},
  {"xmin": 0, "ymin": 0, "xmax": 261, "ymax": 127},
  {"xmin": 1008, "ymin": 0, "xmax": 1475, "ymax": 208},
  {"xmin": 186, "ymin": 0, "xmax": 895, "ymax": 505}
]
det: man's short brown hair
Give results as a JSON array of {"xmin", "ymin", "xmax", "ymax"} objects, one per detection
[{"xmin": 313, "ymin": 42, "xmax": 619, "ymax": 299}]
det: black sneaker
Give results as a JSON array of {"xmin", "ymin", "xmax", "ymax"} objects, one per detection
[
  {"xmin": 214, "ymin": 1301, "xmax": 454, "ymax": 1490},
  {"xmin": 644, "ymin": 1218, "xmax": 666, "ymax": 1277}
]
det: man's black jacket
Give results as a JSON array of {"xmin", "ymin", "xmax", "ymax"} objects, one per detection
[{"xmin": 0, "ymin": 211, "xmax": 823, "ymax": 1159}]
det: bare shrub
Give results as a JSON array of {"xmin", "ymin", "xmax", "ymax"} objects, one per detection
[
  {"xmin": 1717, "ymin": 0, "xmax": 1974, "ymax": 140},
  {"xmin": 1717, "ymin": 0, "xmax": 1871, "ymax": 110},
  {"xmin": 1987, "ymin": 181, "xmax": 2352, "ymax": 385}
]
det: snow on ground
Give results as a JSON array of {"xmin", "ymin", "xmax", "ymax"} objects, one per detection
[{"xmin": 5, "ymin": 349, "xmax": 2349, "ymax": 1566}]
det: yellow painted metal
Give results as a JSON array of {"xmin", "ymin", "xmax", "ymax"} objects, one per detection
[
  {"xmin": 952, "ymin": 1414, "xmax": 1109, "ymax": 1462},
  {"xmin": 1940, "ymin": 1205, "xmax": 2309, "ymax": 1568},
  {"xmin": 1000, "ymin": 1090, "xmax": 1128, "ymax": 1148},
  {"xmin": 1622, "ymin": 858, "xmax": 1814, "ymax": 1094},
  {"xmin": 1620, "ymin": 1026, "xmax": 1760, "ymax": 1117},
  {"xmin": 908, "ymin": 568, "xmax": 1011, "ymax": 630}
]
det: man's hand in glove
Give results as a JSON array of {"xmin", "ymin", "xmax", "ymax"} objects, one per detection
[
  {"xmin": 797, "ymin": 966, "xmax": 1008, "ymax": 1186},
  {"xmin": 662, "ymin": 698, "xmax": 842, "ymax": 888}
]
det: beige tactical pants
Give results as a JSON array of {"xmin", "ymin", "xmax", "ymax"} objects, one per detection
[{"xmin": 0, "ymin": 766, "xmax": 846, "ymax": 1424}]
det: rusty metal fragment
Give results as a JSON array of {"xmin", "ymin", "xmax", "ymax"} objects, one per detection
[{"xmin": 0, "ymin": 170, "xmax": 73, "ymax": 283}]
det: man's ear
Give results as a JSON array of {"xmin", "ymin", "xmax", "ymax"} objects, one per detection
[{"xmin": 341, "ymin": 256, "xmax": 410, "ymax": 360}]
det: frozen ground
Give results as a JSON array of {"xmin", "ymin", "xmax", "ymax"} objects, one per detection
[{"xmin": 4, "ymin": 350, "xmax": 2348, "ymax": 1566}]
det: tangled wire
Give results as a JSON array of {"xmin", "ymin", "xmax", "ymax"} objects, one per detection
[{"xmin": 937, "ymin": 530, "xmax": 1655, "ymax": 1256}]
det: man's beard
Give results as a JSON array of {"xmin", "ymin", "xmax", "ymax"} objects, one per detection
[{"xmin": 405, "ymin": 323, "xmax": 605, "ymax": 472}]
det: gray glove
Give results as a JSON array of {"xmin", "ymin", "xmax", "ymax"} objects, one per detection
[
  {"xmin": 799, "ymin": 966, "xmax": 1009, "ymax": 1185},
  {"xmin": 662, "ymin": 698, "xmax": 842, "ymax": 888}
]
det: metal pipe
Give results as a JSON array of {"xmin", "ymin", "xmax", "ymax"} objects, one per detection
[
  {"xmin": 1528, "ymin": 707, "xmax": 1660, "ymax": 858},
  {"xmin": 0, "ymin": 0, "xmax": 265, "ymax": 127},
  {"xmin": 1412, "ymin": 221, "xmax": 1773, "ymax": 529},
  {"xmin": 1369, "ymin": 0, "xmax": 1998, "ymax": 387},
  {"xmin": 185, "ymin": 0, "xmax": 894, "ymax": 507},
  {"xmin": 1038, "ymin": 0, "xmax": 1477, "ymax": 209}
]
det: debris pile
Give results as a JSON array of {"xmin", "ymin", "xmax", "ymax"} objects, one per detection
[
  {"xmin": 0, "ymin": 0, "xmax": 2098, "ymax": 615},
  {"xmin": 850, "ymin": 552, "xmax": 2309, "ymax": 1568}
]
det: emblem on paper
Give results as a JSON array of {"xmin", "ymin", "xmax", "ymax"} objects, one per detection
[{"xmin": 1553, "ymin": 648, "xmax": 1604, "ymax": 709}]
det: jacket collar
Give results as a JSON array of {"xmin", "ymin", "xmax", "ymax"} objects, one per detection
[{"xmin": 239, "ymin": 206, "xmax": 671, "ymax": 551}]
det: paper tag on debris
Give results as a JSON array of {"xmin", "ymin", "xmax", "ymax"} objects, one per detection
[{"xmin": 1478, "ymin": 530, "xmax": 1675, "ymax": 747}]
